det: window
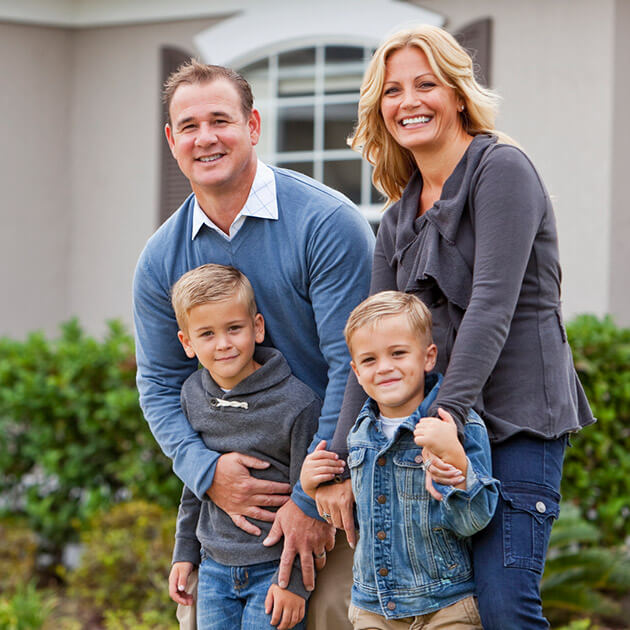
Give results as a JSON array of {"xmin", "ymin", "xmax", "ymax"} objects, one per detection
[{"xmin": 240, "ymin": 44, "xmax": 384, "ymax": 224}]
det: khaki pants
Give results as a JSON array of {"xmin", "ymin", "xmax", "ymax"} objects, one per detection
[
  {"xmin": 348, "ymin": 597, "xmax": 482, "ymax": 630},
  {"xmin": 176, "ymin": 530, "xmax": 354, "ymax": 630},
  {"xmin": 176, "ymin": 568, "xmax": 198, "ymax": 630}
]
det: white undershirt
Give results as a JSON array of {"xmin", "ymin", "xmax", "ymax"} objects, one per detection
[{"xmin": 379, "ymin": 413, "xmax": 409, "ymax": 440}]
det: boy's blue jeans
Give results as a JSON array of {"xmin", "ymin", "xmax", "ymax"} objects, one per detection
[
  {"xmin": 472, "ymin": 433, "xmax": 567, "ymax": 629},
  {"xmin": 197, "ymin": 551, "xmax": 306, "ymax": 630}
]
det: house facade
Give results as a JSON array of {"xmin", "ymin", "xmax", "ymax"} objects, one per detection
[{"xmin": 0, "ymin": 0, "xmax": 628, "ymax": 337}]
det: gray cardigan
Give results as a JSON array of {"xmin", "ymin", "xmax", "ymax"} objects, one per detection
[
  {"xmin": 332, "ymin": 134, "xmax": 593, "ymax": 456},
  {"xmin": 173, "ymin": 346, "xmax": 321, "ymax": 599}
]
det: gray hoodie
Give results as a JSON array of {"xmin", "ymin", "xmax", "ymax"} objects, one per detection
[{"xmin": 172, "ymin": 346, "xmax": 321, "ymax": 599}]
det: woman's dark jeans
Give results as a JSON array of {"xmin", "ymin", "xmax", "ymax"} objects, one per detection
[{"xmin": 472, "ymin": 433, "xmax": 567, "ymax": 629}]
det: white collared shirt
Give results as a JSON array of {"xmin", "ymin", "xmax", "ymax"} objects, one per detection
[{"xmin": 191, "ymin": 160, "xmax": 278, "ymax": 241}]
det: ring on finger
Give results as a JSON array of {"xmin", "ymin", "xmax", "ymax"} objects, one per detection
[
  {"xmin": 424, "ymin": 458, "xmax": 433, "ymax": 471},
  {"xmin": 320, "ymin": 511, "xmax": 332, "ymax": 520},
  {"xmin": 315, "ymin": 551, "xmax": 326, "ymax": 559}
]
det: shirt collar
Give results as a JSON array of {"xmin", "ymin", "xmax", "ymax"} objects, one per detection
[{"xmin": 191, "ymin": 160, "xmax": 278, "ymax": 240}]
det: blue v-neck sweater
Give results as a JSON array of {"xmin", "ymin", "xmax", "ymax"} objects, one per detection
[{"xmin": 133, "ymin": 166, "xmax": 374, "ymax": 517}]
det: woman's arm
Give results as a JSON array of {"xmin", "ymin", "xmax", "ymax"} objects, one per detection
[{"xmin": 433, "ymin": 146, "xmax": 550, "ymax": 424}]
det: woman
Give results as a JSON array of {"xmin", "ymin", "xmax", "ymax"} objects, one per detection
[{"xmin": 317, "ymin": 25, "xmax": 594, "ymax": 629}]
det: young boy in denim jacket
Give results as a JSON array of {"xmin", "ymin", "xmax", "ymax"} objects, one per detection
[
  {"xmin": 168, "ymin": 264, "xmax": 321, "ymax": 630},
  {"xmin": 301, "ymin": 291, "xmax": 499, "ymax": 629}
]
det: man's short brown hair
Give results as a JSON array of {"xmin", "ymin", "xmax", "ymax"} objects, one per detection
[
  {"xmin": 171, "ymin": 264, "xmax": 258, "ymax": 333},
  {"xmin": 163, "ymin": 59, "xmax": 254, "ymax": 123},
  {"xmin": 344, "ymin": 291, "xmax": 433, "ymax": 354}
]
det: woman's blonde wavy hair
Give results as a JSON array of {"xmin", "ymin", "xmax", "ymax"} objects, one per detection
[{"xmin": 350, "ymin": 24, "xmax": 515, "ymax": 204}]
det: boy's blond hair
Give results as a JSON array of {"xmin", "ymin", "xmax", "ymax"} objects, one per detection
[
  {"xmin": 171, "ymin": 264, "xmax": 257, "ymax": 332},
  {"xmin": 344, "ymin": 291, "xmax": 433, "ymax": 353}
]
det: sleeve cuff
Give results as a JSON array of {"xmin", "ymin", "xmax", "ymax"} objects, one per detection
[
  {"xmin": 172, "ymin": 537, "xmax": 201, "ymax": 566},
  {"xmin": 291, "ymin": 481, "xmax": 324, "ymax": 521}
]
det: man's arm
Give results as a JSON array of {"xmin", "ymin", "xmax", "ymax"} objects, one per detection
[{"xmin": 265, "ymin": 203, "xmax": 374, "ymax": 588}]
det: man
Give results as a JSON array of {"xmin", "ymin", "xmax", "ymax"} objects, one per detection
[{"xmin": 133, "ymin": 60, "xmax": 374, "ymax": 629}]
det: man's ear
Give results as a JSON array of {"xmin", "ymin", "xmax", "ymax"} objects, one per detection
[
  {"xmin": 248, "ymin": 109, "xmax": 262, "ymax": 146},
  {"xmin": 177, "ymin": 330, "xmax": 197, "ymax": 359},
  {"xmin": 165, "ymin": 123, "xmax": 177, "ymax": 158},
  {"xmin": 424, "ymin": 343, "xmax": 438, "ymax": 373}
]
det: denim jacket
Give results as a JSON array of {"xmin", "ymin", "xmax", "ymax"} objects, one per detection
[{"xmin": 348, "ymin": 374, "xmax": 499, "ymax": 619}]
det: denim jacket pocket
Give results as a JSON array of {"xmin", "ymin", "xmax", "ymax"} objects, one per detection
[
  {"xmin": 501, "ymin": 481, "xmax": 560, "ymax": 574},
  {"xmin": 392, "ymin": 450, "xmax": 428, "ymax": 500},
  {"xmin": 348, "ymin": 447, "xmax": 367, "ymax": 500}
]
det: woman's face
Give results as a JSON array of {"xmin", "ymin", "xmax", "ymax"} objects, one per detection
[{"xmin": 380, "ymin": 46, "xmax": 464, "ymax": 156}]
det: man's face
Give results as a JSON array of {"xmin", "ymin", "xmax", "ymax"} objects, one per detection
[{"xmin": 165, "ymin": 79, "xmax": 261, "ymax": 196}]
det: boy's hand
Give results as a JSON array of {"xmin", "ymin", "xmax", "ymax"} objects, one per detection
[
  {"xmin": 414, "ymin": 407, "xmax": 459, "ymax": 457},
  {"xmin": 265, "ymin": 583, "xmax": 306, "ymax": 630},
  {"xmin": 168, "ymin": 562, "xmax": 195, "ymax": 606},
  {"xmin": 414, "ymin": 408, "xmax": 467, "ymax": 495},
  {"xmin": 300, "ymin": 440, "xmax": 345, "ymax": 499}
]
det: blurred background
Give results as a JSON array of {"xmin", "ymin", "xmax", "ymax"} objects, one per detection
[{"xmin": 0, "ymin": 1, "xmax": 628, "ymax": 629}]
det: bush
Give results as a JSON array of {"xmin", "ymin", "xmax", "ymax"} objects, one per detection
[
  {"xmin": 65, "ymin": 501, "xmax": 177, "ymax": 623},
  {"xmin": 0, "ymin": 320, "xmax": 181, "ymax": 562},
  {"xmin": 0, "ymin": 583, "xmax": 56, "ymax": 630},
  {"xmin": 542, "ymin": 503, "xmax": 630, "ymax": 627},
  {"xmin": 563, "ymin": 315, "xmax": 630, "ymax": 545},
  {"xmin": 0, "ymin": 520, "xmax": 38, "ymax": 593}
]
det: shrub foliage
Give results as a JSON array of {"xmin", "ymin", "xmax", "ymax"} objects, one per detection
[
  {"xmin": 0, "ymin": 320, "xmax": 181, "ymax": 561},
  {"xmin": 563, "ymin": 315, "xmax": 630, "ymax": 544}
]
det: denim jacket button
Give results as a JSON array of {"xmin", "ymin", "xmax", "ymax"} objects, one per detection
[
  {"xmin": 377, "ymin": 495, "xmax": 387, "ymax": 504},
  {"xmin": 377, "ymin": 530, "xmax": 387, "ymax": 540},
  {"xmin": 414, "ymin": 455, "xmax": 423, "ymax": 464},
  {"xmin": 387, "ymin": 601, "xmax": 396, "ymax": 611},
  {"xmin": 377, "ymin": 456, "xmax": 386, "ymax": 466},
  {"xmin": 536, "ymin": 501, "xmax": 547, "ymax": 513},
  {"xmin": 379, "ymin": 567, "xmax": 389, "ymax": 576}
]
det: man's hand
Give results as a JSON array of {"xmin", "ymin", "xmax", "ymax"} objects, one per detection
[
  {"xmin": 168, "ymin": 562, "xmax": 195, "ymax": 606},
  {"xmin": 300, "ymin": 440, "xmax": 345, "ymax": 499},
  {"xmin": 207, "ymin": 452, "xmax": 291, "ymax": 536},
  {"xmin": 262, "ymin": 499, "xmax": 335, "ymax": 591},
  {"xmin": 315, "ymin": 478, "xmax": 356, "ymax": 549},
  {"xmin": 264, "ymin": 583, "xmax": 306, "ymax": 630}
]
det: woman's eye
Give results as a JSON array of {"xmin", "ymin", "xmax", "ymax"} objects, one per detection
[{"xmin": 419, "ymin": 82, "xmax": 436, "ymax": 89}]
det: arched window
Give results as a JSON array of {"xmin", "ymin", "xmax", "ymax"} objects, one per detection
[{"xmin": 239, "ymin": 43, "xmax": 384, "ymax": 222}]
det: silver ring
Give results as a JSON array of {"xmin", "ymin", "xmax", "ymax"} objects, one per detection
[
  {"xmin": 315, "ymin": 551, "xmax": 326, "ymax": 559},
  {"xmin": 424, "ymin": 458, "xmax": 433, "ymax": 471},
  {"xmin": 320, "ymin": 511, "xmax": 331, "ymax": 520}
]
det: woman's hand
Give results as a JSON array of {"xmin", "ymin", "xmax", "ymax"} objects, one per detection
[{"xmin": 315, "ymin": 479, "xmax": 356, "ymax": 549}]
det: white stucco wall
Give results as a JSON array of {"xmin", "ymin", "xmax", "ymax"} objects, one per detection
[
  {"xmin": 0, "ymin": 23, "xmax": 73, "ymax": 337},
  {"xmin": 67, "ymin": 18, "xmax": 218, "ymax": 335},
  {"xmin": 417, "ymin": 0, "xmax": 615, "ymax": 321}
]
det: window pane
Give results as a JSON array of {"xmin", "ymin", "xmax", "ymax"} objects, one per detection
[
  {"xmin": 276, "ymin": 161, "xmax": 314, "ymax": 179},
  {"xmin": 278, "ymin": 47, "xmax": 316, "ymax": 68},
  {"xmin": 323, "ymin": 160, "xmax": 362, "ymax": 205},
  {"xmin": 324, "ymin": 102, "xmax": 357, "ymax": 150},
  {"xmin": 277, "ymin": 105, "xmax": 314, "ymax": 152},
  {"xmin": 325, "ymin": 46, "xmax": 364, "ymax": 63},
  {"xmin": 278, "ymin": 75, "xmax": 315, "ymax": 97}
]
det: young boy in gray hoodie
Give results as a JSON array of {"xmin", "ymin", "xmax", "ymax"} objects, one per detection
[{"xmin": 168, "ymin": 264, "xmax": 321, "ymax": 630}]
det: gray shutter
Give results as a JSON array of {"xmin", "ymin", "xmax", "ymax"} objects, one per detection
[
  {"xmin": 159, "ymin": 46, "xmax": 194, "ymax": 226},
  {"xmin": 455, "ymin": 18, "xmax": 492, "ymax": 87}
]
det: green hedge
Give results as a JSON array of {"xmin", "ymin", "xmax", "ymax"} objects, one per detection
[
  {"xmin": 0, "ymin": 314, "xmax": 628, "ymax": 564},
  {"xmin": 562, "ymin": 315, "xmax": 630, "ymax": 545},
  {"xmin": 0, "ymin": 320, "xmax": 181, "ymax": 563}
]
